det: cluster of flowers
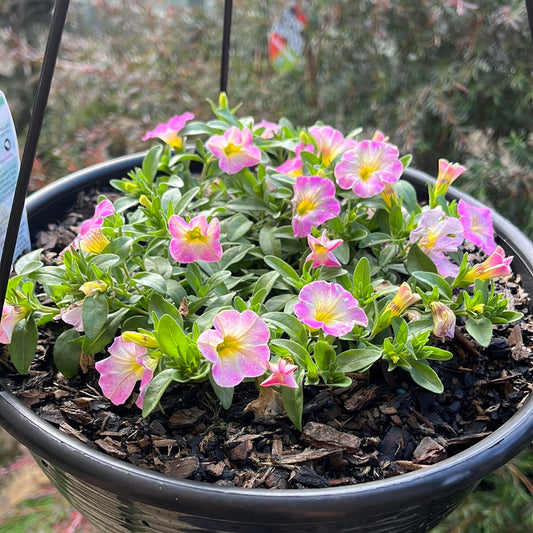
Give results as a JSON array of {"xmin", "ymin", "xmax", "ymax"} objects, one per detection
[{"xmin": 1, "ymin": 95, "xmax": 521, "ymax": 427}]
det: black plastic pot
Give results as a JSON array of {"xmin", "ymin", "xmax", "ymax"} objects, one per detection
[{"xmin": 0, "ymin": 156, "xmax": 532, "ymax": 533}]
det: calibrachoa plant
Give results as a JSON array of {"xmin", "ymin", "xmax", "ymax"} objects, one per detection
[{"xmin": 1, "ymin": 95, "xmax": 523, "ymax": 429}]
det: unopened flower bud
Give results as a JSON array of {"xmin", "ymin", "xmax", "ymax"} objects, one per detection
[{"xmin": 430, "ymin": 301, "xmax": 456, "ymax": 341}]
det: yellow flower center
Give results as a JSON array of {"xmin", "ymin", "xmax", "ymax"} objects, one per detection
[
  {"xmin": 216, "ymin": 336, "xmax": 240, "ymax": 359},
  {"xmin": 186, "ymin": 227, "xmax": 207, "ymax": 243},
  {"xmin": 224, "ymin": 143, "xmax": 241, "ymax": 157},
  {"xmin": 297, "ymin": 199, "xmax": 316, "ymax": 216},
  {"xmin": 359, "ymin": 166, "xmax": 375, "ymax": 181}
]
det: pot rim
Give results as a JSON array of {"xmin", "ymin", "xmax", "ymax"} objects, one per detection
[{"xmin": 1, "ymin": 155, "xmax": 532, "ymax": 516}]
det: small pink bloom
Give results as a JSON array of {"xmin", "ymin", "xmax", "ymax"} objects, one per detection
[
  {"xmin": 291, "ymin": 176, "xmax": 341, "ymax": 237},
  {"xmin": 386, "ymin": 282, "xmax": 422, "ymax": 316},
  {"xmin": 168, "ymin": 215, "xmax": 222, "ymax": 263},
  {"xmin": 334, "ymin": 140, "xmax": 403, "ymax": 198},
  {"xmin": 457, "ymin": 199, "xmax": 497, "ymax": 255},
  {"xmin": 274, "ymin": 142, "xmax": 314, "ymax": 178},
  {"xmin": 206, "ymin": 126, "xmax": 261, "ymax": 174},
  {"xmin": 434, "ymin": 159, "xmax": 466, "ymax": 197},
  {"xmin": 254, "ymin": 120, "xmax": 280, "ymax": 139},
  {"xmin": 197, "ymin": 310, "xmax": 271, "ymax": 388},
  {"xmin": 0, "ymin": 304, "xmax": 27, "ymax": 344},
  {"xmin": 371, "ymin": 130, "xmax": 389, "ymax": 142},
  {"xmin": 56, "ymin": 302, "xmax": 84, "ymax": 332},
  {"xmin": 431, "ymin": 301, "xmax": 456, "ymax": 340},
  {"xmin": 95, "ymin": 336, "xmax": 155, "ymax": 408},
  {"xmin": 462, "ymin": 246, "xmax": 513, "ymax": 283},
  {"xmin": 294, "ymin": 281, "xmax": 368, "ymax": 337},
  {"xmin": 260, "ymin": 358, "xmax": 298, "ymax": 388},
  {"xmin": 142, "ymin": 112, "xmax": 194, "ymax": 149},
  {"xmin": 409, "ymin": 208, "xmax": 464, "ymax": 277},
  {"xmin": 64, "ymin": 199, "xmax": 114, "ymax": 255},
  {"xmin": 306, "ymin": 231, "xmax": 343, "ymax": 267},
  {"xmin": 309, "ymin": 125, "xmax": 356, "ymax": 167}
]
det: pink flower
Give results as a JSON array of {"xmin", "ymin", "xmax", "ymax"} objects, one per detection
[
  {"xmin": 433, "ymin": 159, "xmax": 466, "ymax": 197},
  {"xmin": 457, "ymin": 199, "xmax": 497, "ymax": 255},
  {"xmin": 431, "ymin": 301, "xmax": 456, "ymax": 341},
  {"xmin": 306, "ymin": 230, "xmax": 343, "ymax": 268},
  {"xmin": 294, "ymin": 281, "xmax": 368, "ymax": 337},
  {"xmin": 260, "ymin": 359, "xmax": 298, "ymax": 388},
  {"xmin": 409, "ymin": 208, "xmax": 464, "ymax": 277},
  {"xmin": 66, "ymin": 199, "xmax": 114, "ymax": 254},
  {"xmin": 206, "ymin": 126, "xmax": 261, "ymax": 174},
  {"xmin": 334, "ymin": 140, "xmax": 403, "ymax": 198},
  {"xmin": 462, "ymin": 246, "xmax": 514, "ymax": 284},
  {"xmin": 95, "ymin": 336, "xmax": 155, "ymax": 408},
  {"xmin": 291, "ymin": 176, "xmax": 341, "ymax": 237},
  {"xmin": 142, "ymin": 113, "xmax": 195, "ymax": 149},
  {"xmin": 55, "ymin": 302, "xmax": 84, "ymax": 332},
  {"xmin": 309, "ymin": 125, "xmax": 356, "ymax": 167},
  {"xmin": 197, "ymin": 310, "xmax": 271, "ymax": 388},
  {"xmin": 253, "ymin": 120, "xmax": 280, "ymax": 139},
  {"xmin": 168, "ymin": 215, "xmax": 222, "ymax": 263},
  {"xmin": 274, "ymin": 142, "xmax": 313, "ymax": 178},
  {"xmin": 0, "ymin": 304, "xmax": 27, "ymax": 344},
  {"xmin": 386, "ymin": 282, "xmax": 422, "ymax": 316}
]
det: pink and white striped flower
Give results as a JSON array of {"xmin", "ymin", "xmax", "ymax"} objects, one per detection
[
  {"xmin": 306, "ymin": 231, "xmax": 343, "ymax": 268},
  {"xmin": 409, "ymin": 208, "xmax": 464, "ymax": 277},
  {"xmin": 294, "ymin": 281, "xmax": 368, "ymax": 337},
  {"xmin": 334, "ymin": 140, "xmax": 403, "ymax": 198},
  {"xmin": 206, "ymin": 126, "xmax": 261, "ymax": 174},
  {"xmin": 95, "ymin": 336, "xmax": 156, "ymax": 408},
  {"xmin": 462, "ymin": 246, "xmax": 513, "ymax": 284},
  {"xmin": 142, "ymin": 112, "xmax": 195, "ymax": 149},
  {"xmin": 291, "ymin": 176, "xmax": 340, "ymax": 237},
  {"xmin": 260, "ymin": 358, "xmax": 298, "ymax": 388},
  {"xmin": 0, "ymin": 304, "xmax": 28, "ymax": 344},
  {"xmin": 168, "ymin": 215, "xmax": 222, "ymax": 263},
  {"xmin": 309, "ymin": 125, "xmax": 356, "ymax": 167},
  {"xmin": 433, "ymin": 159, "xmax": 466, "ymax": 197},
  {"xmin": 457, "ymin": 199, "xmax": 497, "ymax": 255},
  {"xmin": 197, "ymin": 310, "xmax": 271, "ymax": 388}
]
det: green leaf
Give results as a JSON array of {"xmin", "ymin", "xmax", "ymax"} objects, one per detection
[
  {"xmin": 9, "ymin": 316, "xmax": 38, "ymax": 374},
  {"xmin": 53, "ymin": 329, "xmax": 82, "ymax": 378},
  {"xmin": 465, "ymin": 316, "xmax": 494, "ymax": 347},
  {"xmin": 411, "ymin": 271, "xmax": 452, "ymax": 299},
  {"xmin": 156, "ymin": 314, "xmax": 188, "ymax": 360},
  {"xmin": 209, "ymin": 375, "xmax": 234, "ymax": 410},
  {"xmin": 149, "ymin": 294, "xmax": 184, "ymax": 324},
  {"xmin": 142, "ymin": 145, "xmax": 163, "ymax": 181},
  {"xmin": 313, "ymin": 341, "xmax": 335, "ymax": 371},
  {"xmin": 408, "ymin": 361, "xmax": 444, "ymax": 393},
  {"xmin": 263, "ymin": 256, "xmax": 300, "ymax": 286},
  {"xmin": 335, "ymin": 348, "xmax": 382, "ymax": 373},
  {"xmin": 406, "ymin": 244, "xmax": 437, "ymax": 275},
  {"xmin": 270, "ymin": 338, "xmax": 309, "ymax": 367},
  {"xmin": 132, "ymin": 272, "xmax": 167, "ymax": 294},
  {"xmin": 82, "ymin": 292, "xmax": 109, "ymax": 340},
  {"xmin": 263, "ymin": 312, "xmax": 308, "ymax": 344},
  {"xmin": 82, "ymin": 308, "xmax": 128, "ymax": 355},
  {"xmin": 173, "ymin": 186, "xmax": 200, "ymax": 216},
  {"xmin": 142, "ymin": 369, "xmax": 178, "ymax": 417},
  {"xmin": 259, "ymin": 226, "xmax": 282, "ymax": 257},
  {"xmin": 281, "ymin": 371, "xmax": 305, "ymax": 431}
]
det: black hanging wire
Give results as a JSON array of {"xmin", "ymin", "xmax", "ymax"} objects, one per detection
[
  {"xmin": 0, "ymin": 0, "xmax": 70, "ymax": 315},
  {"xmin": 527, "ymin": 0, "xmax": 533, "ymax": 43},
  {"xmin": 220, "ymin": 0, "xmax": 233, "ymax": 93}
]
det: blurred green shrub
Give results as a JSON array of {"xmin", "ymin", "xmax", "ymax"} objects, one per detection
[{"xmin": 0, "ymin": 0, "xmax": 531, "ymax": 234}]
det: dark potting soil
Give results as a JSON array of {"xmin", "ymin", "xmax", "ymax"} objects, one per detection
[{"xmin": 1, "ymin": 186, "xmax": 532, "ymax": 489}]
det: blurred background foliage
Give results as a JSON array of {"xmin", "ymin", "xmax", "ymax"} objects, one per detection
[
  {"xmin": 0, "ymin": 1, "xmax": 532, "ymax": 530},
  {"xmin": 0, "ymin": 0, "xmax": 531, "ymax": 235}
]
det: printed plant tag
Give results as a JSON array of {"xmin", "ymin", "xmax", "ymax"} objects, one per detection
[{"xmin": 0, "ymin": 91, "xmax": 31, "ymax": 261}]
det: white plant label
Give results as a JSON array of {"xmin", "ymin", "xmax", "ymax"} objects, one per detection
[{"xmin": 0, "ymin": 90, "xmax": 30, "ymax": 262}]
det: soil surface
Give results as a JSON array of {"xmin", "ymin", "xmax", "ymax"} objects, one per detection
[{"xmin": 1, "ymin": 186, "xmax": 532, "ymax": 490}]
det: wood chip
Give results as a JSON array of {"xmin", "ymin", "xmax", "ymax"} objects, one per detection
[
  {"xmin": 163, "ymin": 456, "xmax": 199, "ymax": 479},
  {"xmin": 301, "ymin": 422, "xmax": 361, "ymax": 452},
  {"xmin": 169, "ymin": 407, "xmax": 205, "ymax": 427},
  {"xmin": 412, "ymin": 437, "xmax": 447, "ymax": 464},
  {"xmin": 95, "ymin": 437, "xmax": 126, "ymax": 459}
]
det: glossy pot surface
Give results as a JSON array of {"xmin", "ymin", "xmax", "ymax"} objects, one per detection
[{"xmin": 1, "ymin": 156, "xmax": 532, "ymax": 533}]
